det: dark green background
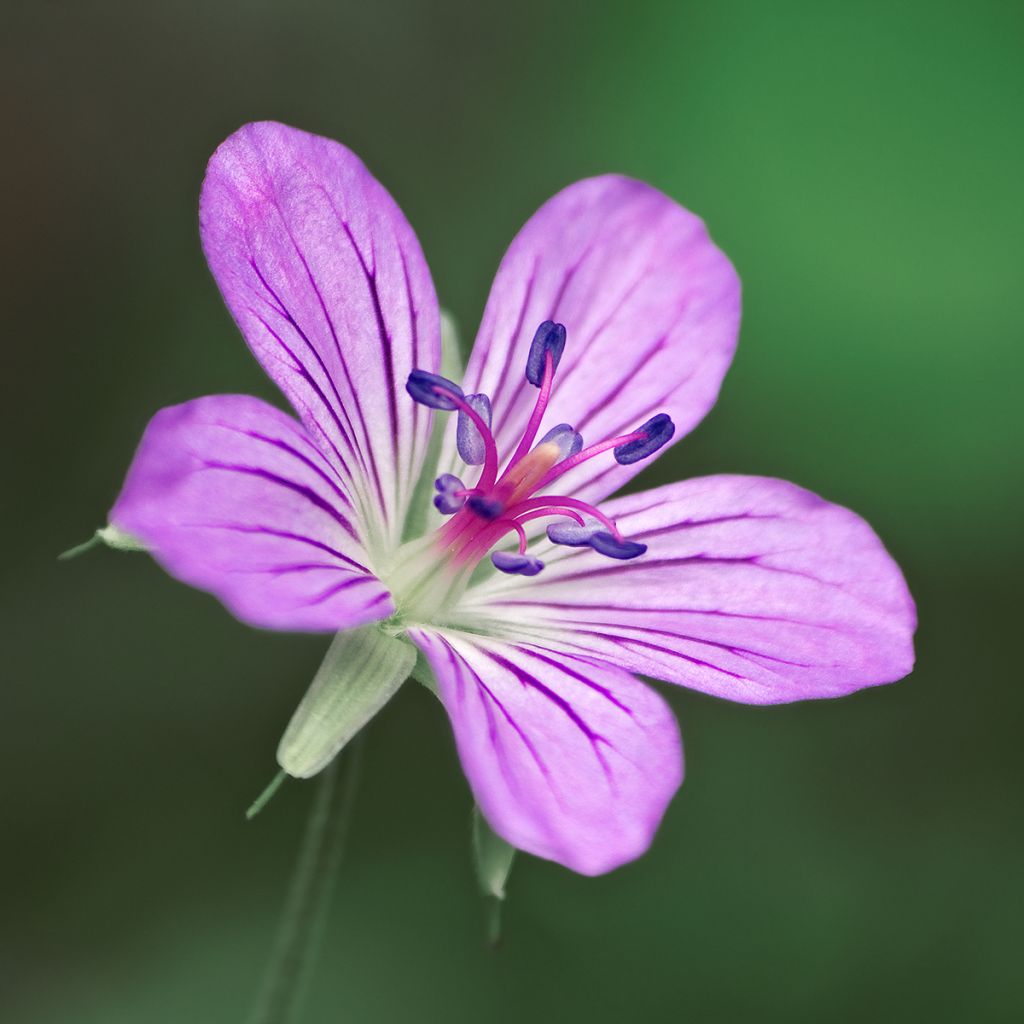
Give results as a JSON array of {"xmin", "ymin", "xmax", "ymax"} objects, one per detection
[{"xmin": 5, "ymin": 1, "xmax": 1021, "ymax": 1021}]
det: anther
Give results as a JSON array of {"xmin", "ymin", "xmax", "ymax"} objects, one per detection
[
  {"xmin": 547, "ymin": 520, "xmax": 602, "ymax": 547},
  {"xmin": 589, "ymin": 531, "xmax": 648, "ymax": 560},
  {"xmin": 434, "ymin": 474, "xmax": 467, "ymax": 515},
  {"xmin": 406, "ymin": 370, "xmax": 464, "ymax": 410},
  {"xmin": 525, "ymin": 321, "xmax": 566, "ymax": 387},
  {"xmin": 467, "ymin": 495, "xmax": 504, "ymax": 520},
  {"xmin": 457, "ymin": 393, "xmax": 493, "ymax": 466},
  {"xmin": 492, "ymin": 551, "xmax": 545, "ymax": 576},
  {"xmin": 538, "ymin": 423, "xmax": 583, "ymax": 461},
  {"xmin": 613, "ymin": 414, "xmax": 675, "ymax": 465}
]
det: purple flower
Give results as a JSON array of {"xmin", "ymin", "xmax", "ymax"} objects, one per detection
[{"xmin": 109, "ymin": 122, "xmax": 915, "ymax": 876}]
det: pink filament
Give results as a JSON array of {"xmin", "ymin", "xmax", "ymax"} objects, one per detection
[
  {"xmin": 506, "ymin": 520, "xmax": 528, "ymax": 554},
  {"xmin": 511, "ymin": 506, "xmax": 586, "ymax": 528},
  {"xmin": 435, "ymin": 387, "xmax": 500, "ymax": 490},
  {"xmin": 506, "ymin": 494, "xmax": 622, "ymax": 540},
  {"xmin": 455, "ymin": 506, "xmax": 583, "ymax": 565},
  {"xmin": 532, "ymin": 429, "xmax": 647, "ymax": 491},
  {"xmin": 505, "ymin": 350, "xmax": 554, "ymax": 470}
]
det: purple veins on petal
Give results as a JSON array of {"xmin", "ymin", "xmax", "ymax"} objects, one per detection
[
  {"xmin": 407, "ymin": 627, "xmax": 684, "ymax": 875},
  {"xmin": 538, "ymin": 422, "xmax": 583, "ymax": 460},
  {"xmin": 406, "ymin": 369, "xmax": 464, "ymax": 410},
  {"xmin": 589, "ymin": 531, "xmax": 648, "ymax": 560},
  {"xmin": 492, "ymin": 551, "xmax": 545, "ymax": 576},
  {"xmin": 613, "ymin": 414, "xmax": 675, "ymax": 465},
  {"xmin": 525, "ymin": 321, "xmax": 567, "ymax": 386},
  {"xmin": 434, "ymin": 473, "xmax": 467, "ymax": 515},
  {"xmin": 457, "ymin": 393, "xmax": 493, "ymax": 466}
]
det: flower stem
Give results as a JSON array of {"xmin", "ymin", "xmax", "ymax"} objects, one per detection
[
  {"xmin": 484, "ymin": 895, "xmax": 504, "ymax": 949},
  {"xmin": 246, "ymin": 734, "xmax": 365, "ymax": 1024}
]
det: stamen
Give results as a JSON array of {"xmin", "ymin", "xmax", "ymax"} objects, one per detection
[
  {"xmin": 509, "ymin": 349, "xmax": 555, "ymax": 465},
  {"xmin": 457, "ymin": 506, "xmax": 587, "ymax": 569},
  {"xmin": 589, "ymin": 532, "xmax": 648, "ymax": 560},
  {"xmin": 513, "ymin": 507, "xmax": 586, "ymax": 530},
  {"xmin": 407, "ymin": 328, "xmax": 667, "ymax": 579},
  {"xmin": 504, "ymin": 519, "xmax": 529, "ymax": 554},
  {"xmin": 491, "ymin": 551, "xmax": 544, "ymax": 576},
  {"xmin": 533, "ymin": 414, "xmax": 676, "ymax": 491},
  {"xmin": 547, "ymin": 519, "xmax": 602, "ymax": 546},
  {"xmin": 537, "ymin": 423, "xmax": 583, "ymax": 460},
  {"xmin": 525, "ymin": 321, "xmax": 566, "ymax": 387},
  {"xmin": 434, "ymin": 474, "xmax": 467, "ymax": 515},
  {"xmin": 457, "ymin": 393, "xmax": 492, "ymax": 466},
  {"xmin": 613, "ymin": 414, "xmax": 675, "ymax": 464},
  {"xmin": 406, "ymin": 370, "xmax": 463, "ymax": 410},
  {"xmin": 501, "ymin": 441, "xmax": 562, "ymax": 502},
  {"xmin": 467, "ymin": 495, "xmax": 504, "ymax": 520},
  {"xmin": 507, "ymin": 495, "xmax": 622, "ymax": 540},
  {"xmin": 443, "ymin": 392, "xmax": 500, "ymax": 490}
]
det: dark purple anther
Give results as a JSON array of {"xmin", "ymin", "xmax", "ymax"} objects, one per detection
[
  {"xmin": 525, "ymin": 321, "xmax": 567, "ymax": 387},
  {"xmin": 491, "ymin": 551, "xmax": 545, "ymax": 576},
  {"xmin": 613, "ymin": 414, "xmax": 675, "ymax": 465},
  {"xmin": 457, "ymin": 393, "xmax": 493, "ymax": 466},
  {"xmin": 434, "ymin": 473, "xmax": 467, "ymax": 515},
  {"xmin": 547, "ymin": 520, "xmax": 602, "ymax": 547},
  {"xmin": 406, "ymin": 370, "xmax": 464, "ymax": 410},
  {"xmin": 589, "ymin": 531, "xmax": 648, "ymax": 560},
  {"xmin": 467, "ymin": 495, "xmax": 504, "ymax": 520}
]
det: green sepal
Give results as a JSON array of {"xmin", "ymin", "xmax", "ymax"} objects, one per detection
[
  {"xmin": 472, "ymin": 805, "xmax": 516, "ymax": 947},
  {"xmin": 245, "ymin": 768, "xmax": 288, "ymax": 819},
  {"xmin": 98, "ymin": 524, "xmax": 146, "ymax": 551},
  {"xmin": 472, "ymin": 804, "xmax": 516, "ymax": 900},
  {"xmin": 277, "ymin": 626, "xmax": 416, "ymax": 778},
  {"xmin": 409, "ymin": 648, "xmax": 439, "ymax": 697},
  {"xmin": 59, "ymin": 524, "xmax": 145, "ymax": 560}
]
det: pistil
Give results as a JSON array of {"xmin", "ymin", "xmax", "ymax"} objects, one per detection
[{"xmin": 405, "ymin": 321, "xmax": 673, "ymax": 577}]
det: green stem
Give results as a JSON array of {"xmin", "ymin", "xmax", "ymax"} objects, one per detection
[{"xmin": 246, "ymin": 735, "xmax": 365, "ymax": 1024}]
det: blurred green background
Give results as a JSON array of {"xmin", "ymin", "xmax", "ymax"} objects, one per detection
[{"xmin": 5, "ymin": 1, "xmax": 1022, "ymax": 1021}]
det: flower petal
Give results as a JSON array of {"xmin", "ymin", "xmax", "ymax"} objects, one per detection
[
  {"xmin": 111, "ymin": 395, "xmax": 392, "ymax": 632},
  {"xmin": 408, "ymin": 628, "xmax": 683, "ymax": 875},
  {"xmin": 200, "ymin": 121, "xmax": 440, "ymax": 550},
  {"xmin": 461, "ymin": 476, "xmax": 916, "ymax": 704},
  {"xmin": 441, "ymin": 176, "xmax": 740, "ymax": 503}
]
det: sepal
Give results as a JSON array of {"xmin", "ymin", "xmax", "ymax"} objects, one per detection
[
  {"xmin": 472, "ymin": 804, "xmax": 516, "ymax": 945},
  {"xmin": 99, "ymin": 524, "xmax": 147, "ymax": 551},
  {"xmin": 59, "ymin": 524, "xmax": 146, "ymax": 560},
  {"xmin": 472, "ymin": 805, "xmax": 516, "ymax": 900},
  {"xmin": 277, "ymin": 626, "xmax": 415, "ymax": 778}
]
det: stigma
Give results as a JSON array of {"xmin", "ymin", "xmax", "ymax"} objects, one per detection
[{"xmin": 406, "ymin": 322, "xmax": 672, "ymax": 577}]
